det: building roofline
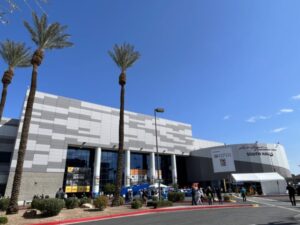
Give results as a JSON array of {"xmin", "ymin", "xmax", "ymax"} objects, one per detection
[{"xmin": 32, "ymin": 90, "xmax": 192, "ymax": 127}]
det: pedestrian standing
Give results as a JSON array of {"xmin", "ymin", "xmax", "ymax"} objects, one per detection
[
  {"xmin": 191, "ymin": 186, "xmax": 197, "ymax": 205},
  {"xmin": 286, "ymin": 184, "xmax": 296, "ymax": 206}
]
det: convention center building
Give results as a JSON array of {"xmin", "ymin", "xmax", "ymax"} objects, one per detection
[{"xmin": 0, "ymin": 91, "xmax": 292, "ymax": 201}]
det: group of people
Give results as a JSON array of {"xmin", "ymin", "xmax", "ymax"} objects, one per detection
[{"xmin": 191, "ymin": 186, "xmax": 223, "ymax": 205}]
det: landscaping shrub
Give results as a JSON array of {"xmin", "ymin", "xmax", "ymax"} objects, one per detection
[
  {"xmin": 93, "ymin": 196, "xmax": 108, "ymax": 211},
  {"xmin": 34, "ymin": 198, "xmax": 65, "ymax": 217},
  {"xmin": 152, "ymin": 196, "xmax": 158, "ymax": 202},
  {"xmin": 31, "ymin": 198, "xmax": 43, "ymax": 209},
  {"xmin": 153, "ymin": 200, "xmax": 173, "ymax": 209},
  {"xmin": 79, "ymin": 197, "xmax": 92, "ymax": 206},
  {"xmin": 0, "ymin": 216, "xmax": 8, "ymax": 224},
  {"xmin": 168, "ymin": 192, "xmax": 185, "ymax": 202},
  {"xmin": 65, "ymin": 197, "xmax": 79, "ymax": 209},
  {"xmin": 0, "ymin": 198, "xmax": 9, "ymax": 211},
  {"xmin": 103, "ymin": 183, "xmax": 115, "ymax": 195},
  {"xmin": 119, "ymin": 196, "xmax": 125, "ymax": 206},
  {"xmin": 223, "ymin": 195, "xmax": 232, "ymax": 202},
  {"xmin": 131, "ymin": 199, "xmax": 142, "ymax": 209}
]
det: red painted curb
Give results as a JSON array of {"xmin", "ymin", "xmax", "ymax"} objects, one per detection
[{"xmin": 28, "ymin": 204, "xmax": 255, "ymax": 225}]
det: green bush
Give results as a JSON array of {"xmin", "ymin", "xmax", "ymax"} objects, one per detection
[
  {"xmin": 0, "ymin": 198, "xmax": 9, "ymax": 211},
  {"xmin": 34, "ymin": 198, "xmax": 65, "ymax": 217},
  {"xmin": 131, "ymin": 199, "xmax": 142, "ymax": 209},
  {"xmin": 94, "ymin": 196, "xmax": 108, "ymax": 211},
  {"xmin": 152, "ymin": 196, "xmax": 158, "ymax": 202},
  {"xmin": 31, "ymin": 198, "xmax": 43, "ymax": 210},
  {"xmin": 153, "ymin": 200, "xmax": 173, "ymax": 209},
  {"xmin": 65, "ymin": 197, "xmax": 79, "ymax": 209},
  {"xmin": 0, "ymin": 216, "xmax": 8, "ymax": 224},
  {"xmin": 168, "ymin": 192, "xmax": 185, "ymax": 202},
  {"xmin": 79, "ymin": 197, "xmax": 92, "ymax": 206},
  {"xmin": 119, "ymin": 196, "xmax": 125, "ymax": 206},
  {"xmin": 172, "ymin": 183, "xmax": 179, "ymax": 190},
  {"xmin": 103, "ymin": 183, "xmax": 115, "ymax": 195}
]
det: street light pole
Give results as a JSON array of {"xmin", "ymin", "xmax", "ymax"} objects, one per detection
[{"xmin": 154, "ymin": 108, "xmax": 164, "ymax": 201}]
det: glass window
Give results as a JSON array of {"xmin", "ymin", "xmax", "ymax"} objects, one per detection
[
  {"xmin": 100, "ymin": 150, "xmax": 121, "ymax": 190},
  {"xmin": 0, "ymin": 152, "xmax": 11, "ymax": 163},
  {"xmin": 66, "ymin": 148, "xmax": 91, "ymax": 168},
  {"xmin": 64, "ymin": 147, "xmax": 94, "ymax": 195},
  {"xmin": 159, "ymin": 155, "xmax": 172, "ymax": 185},
  {"xmin": 130, "ymin": 153, "xmax": 149, "ymax": 170}
]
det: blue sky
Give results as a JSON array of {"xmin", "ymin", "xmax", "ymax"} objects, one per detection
[{"xmin": 1, "ymin": 0, "xmax": 300, "ymax": 174}]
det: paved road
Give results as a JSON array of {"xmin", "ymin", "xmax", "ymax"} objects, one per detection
[{"xmin": 74, "ymin": 197, "xmax": 300, "ymax": 225}]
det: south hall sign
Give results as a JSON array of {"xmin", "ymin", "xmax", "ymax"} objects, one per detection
[{"xmin": 238, "ymin": 145, "xmax": 276, "ymax": 157}]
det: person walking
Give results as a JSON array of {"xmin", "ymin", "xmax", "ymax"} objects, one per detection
[
  {"xmin": 142, "ymin": 189, "xmax": 148, "ymax": 206},
  {"xmin": 286, "ymin": 184, "xmax": 296, "ymax": 206},
  {"xmin": 206, "ymin": 186, "xmax": 213, "ymax": 205},
  {"xmin": 216, "ymin": 187, "xmax": 223, "ymax": 204},
  {"xmin": 197, "ymin": 187, "xmax": 204, "ymax": 205},
  {"xmin": 240, "ymin": 187, "xmax": 247, "ymax": 202},
  {"xmin": 195, "ymin": 187, "xmax": 200, "ymax": 205},
  {"xmin": 191, "ymin": 186, "xmax": 197, "ymax": 205}
]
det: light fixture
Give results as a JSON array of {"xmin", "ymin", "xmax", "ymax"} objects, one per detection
[{"xmin": 80, "ymin": 142, "xmax": 86, "ymax": 149}]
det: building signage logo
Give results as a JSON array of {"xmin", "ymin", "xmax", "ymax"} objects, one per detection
[
  {"xmin": 239, "ymin": 145, "xmax": 276, "ymax": 157},
  {"xmin": 211, "ymin": 148, "xmax": 236, "ymax": 173}
]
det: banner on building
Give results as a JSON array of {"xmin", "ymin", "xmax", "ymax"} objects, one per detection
[
  {"xmin": 130, "ymin": 169, "xmax": 147, "ymax": 183},
  {"xmin": 65, "ymin": 167, "xmax": 91, "ymax": 193},
  {"xmin": 211, "ymin": 148, "xmax": 236, "ymax": 173}
]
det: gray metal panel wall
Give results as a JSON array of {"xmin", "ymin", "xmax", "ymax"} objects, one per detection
[{"xmin": 185, "ymin": 156, "xmax": 291, "ymax": 182}]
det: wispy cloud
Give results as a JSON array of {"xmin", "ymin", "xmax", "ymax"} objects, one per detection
[
  {"xmin": 246, "ymin": 115, "xmax": 271, "ymax": 123},
  {"xmin": 292, "ymin": 94, "xmax": 300, "ymax": 100},
  {"xmin": 223, "ymin": 115, "xmax": 231, "ymax": 120},
  {"xmin": 271, "ymin": 127, "xmax": 287, "ymax": 133},
  {"xmin": 277, "ymin": 108, "xmax": 294, "ymax": 115}
]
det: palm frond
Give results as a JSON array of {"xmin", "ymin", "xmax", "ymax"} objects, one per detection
[
  {"xmin": 23, "ymin": 12, "xmax": 73, "ymax": 50},
  {"xmin": 0, "ymin": 40, "xmax": 32, "ymax": 68},
  {"xmin": 108, "ymin": 43, "xmax": 140, "ymax": 71}
]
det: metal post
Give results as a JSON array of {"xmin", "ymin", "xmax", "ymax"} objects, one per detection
[
  {"xmin": 154, "ymin": 110, "xmax": 160, "ymax": 200},
  {"xmin": 154, "ymin": 108, "xmax": 164, "ymax": 201}
]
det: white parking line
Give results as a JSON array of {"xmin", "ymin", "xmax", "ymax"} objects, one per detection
[{"xmin": 247, "ymin": 197, "xmax": 300, "ymax": 213}]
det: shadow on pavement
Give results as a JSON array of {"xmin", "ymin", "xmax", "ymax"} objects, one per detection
[{"xmin": 257, "ymin": 222, "xmax": 298, "ymax": 225}]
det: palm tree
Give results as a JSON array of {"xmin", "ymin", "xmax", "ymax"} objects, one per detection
[
  {"xmin": 6, "ymin": 12, "xmax": 73, "ymax": 214},
  {"xmin": 0, "ymin": 40, "xmax": 31, "ymax": 122},
  {"xmin": 108, "ymin": 43, "xmax": 140, "ymax": 206}
]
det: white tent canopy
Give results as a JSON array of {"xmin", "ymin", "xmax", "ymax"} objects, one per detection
[
  {"xmin": 149, "ymin": 183, "xmax": 168, "ymax": 188},
  {"xmin": 231, "ymin": 172, "xmax": 286, "ymax": 195},
  {"xmin": 231, "ymin": 172, "xmax": 285, "ymax": 182}
]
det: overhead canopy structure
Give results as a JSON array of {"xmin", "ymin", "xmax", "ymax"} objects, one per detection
[
  {"xmin": 149, "ymin": 183, "xmax": 168, "ymax": 188},
  {"xmin": 231, "ymin": 172, "xmax": 285, "ymax": 182}
]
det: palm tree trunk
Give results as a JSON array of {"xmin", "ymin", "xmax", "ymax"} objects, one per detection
[
  {"xmin": 112, "ymin": 82, "xmax": 125, "ymax": 206},
  {"xmin": 0, "ymin": 82, "xmax": 9, "ymax": 122},
  {"xmin": 6, "ymin": 63, "xmax": 38, "ymax": 214},
  {"xmin": 0, "ymin": 69, "xmax": 13, "ymax": 123}
]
